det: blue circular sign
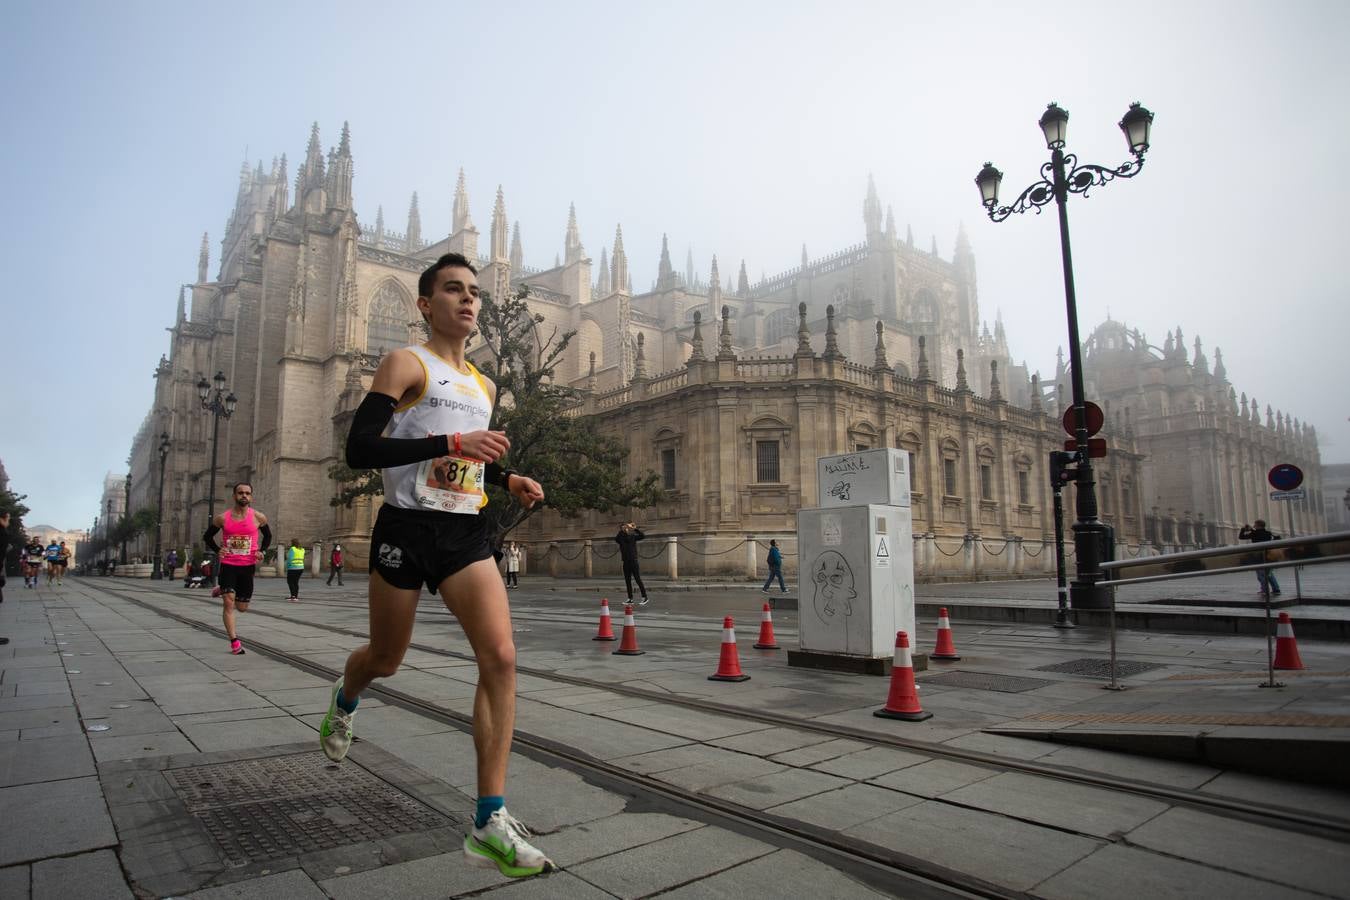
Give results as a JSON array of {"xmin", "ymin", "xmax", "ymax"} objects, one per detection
[{"xmin": 1268, "ymin": 464, "xmax": 1304, "ymax": 491}]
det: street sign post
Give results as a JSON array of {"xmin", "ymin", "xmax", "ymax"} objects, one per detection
[{"xmin": 1267, "ymin": 462, "xmax": 1306, "ymax": 602}]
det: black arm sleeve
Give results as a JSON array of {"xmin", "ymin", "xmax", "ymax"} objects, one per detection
[
  {"xmin": 345, "ymin": 393, "xmax": 451, "ymax": 469},
  {"xmin": 484, "ymin": 462, "xmax": 514, "ymax": 490},
  {"xmin": 258, "ymin": 524, "xmax": 272, "ymax": 552},
  {"xmin": 203, "ymin": 524, "xmax": 221, "ymax": 552}
]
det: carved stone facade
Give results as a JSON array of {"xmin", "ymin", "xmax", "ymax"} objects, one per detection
[{"xmin": 122, "ymin": 123, "xmax": 1324, "ymax": 574}]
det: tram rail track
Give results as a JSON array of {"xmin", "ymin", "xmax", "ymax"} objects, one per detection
[{"xmin": 87, "ymin": 579, "xmax": 1350, "ymax": 888}]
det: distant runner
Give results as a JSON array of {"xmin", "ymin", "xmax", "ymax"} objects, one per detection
[{"xmin": 202, "ymin": 482, "xmax": 271, "ymax": 655}]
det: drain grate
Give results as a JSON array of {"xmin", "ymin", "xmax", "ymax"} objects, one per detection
[
  {"xmin": 1034, "ymin": 658, "xmax": 1166, "ymax": 679},
  {"xmin": 918, "ymin": 671, "xmax": 1055, "ymax": 693},
  {"xmin": 163, "ymin": 752, "xmax": 456, "ymax": 867}
]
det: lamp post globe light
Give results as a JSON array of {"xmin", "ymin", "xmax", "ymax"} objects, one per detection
[
  {"xmin": 198, "ymin": 371, "xmax": 236, "ymax": 585},
  {"xmin": 151, "ymin": 432, "xmax": 171, "ymax": 580},
  {"xmin": 976, "ymin": 101, "xmax": 1154, "ymax": 610}
]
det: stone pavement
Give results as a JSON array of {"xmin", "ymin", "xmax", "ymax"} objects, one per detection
[{"xmin": 1, "ymin": 572, "xmax": 1348, "ymax": 898}]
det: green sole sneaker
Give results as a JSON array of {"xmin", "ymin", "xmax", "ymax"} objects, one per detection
[{"xmin": 319, "ymin": 678, "xmax": 355, "ymax": 762}]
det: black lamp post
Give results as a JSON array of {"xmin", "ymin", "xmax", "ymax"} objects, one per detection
[
  {"xmin": 104, "ymin": 497, "xmax": 112, "ymax": 574},
  {"xmin": 121, "ymin": 474, "xmax": 131, "ymax": 565},
  {"xmin": 151, "ymin": 432, "xmax": 171, "ymax": 579},
  {"xmin": 976, "ymin": 100, "xmax": 1154, "ymax": 610},
  {"xmin": 197, "ymin": 371, "xmax": 237, "ymax": 564}
]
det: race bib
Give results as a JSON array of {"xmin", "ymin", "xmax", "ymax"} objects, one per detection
[
  {"xmin": 414, "ymin": 454, "xmax": 485, "ymax": 514},
  {"xmin": 225, "ymin": 535, "xmax": 253, "ymax": 554}
]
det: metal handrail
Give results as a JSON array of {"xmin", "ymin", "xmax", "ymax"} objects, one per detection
[{"xmin": 1101, "ymin": 530, "xmax": 1350, "ymax": 586}]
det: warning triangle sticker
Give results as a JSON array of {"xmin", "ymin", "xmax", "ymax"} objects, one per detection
[{"xmin": 876, "ymin": 537, "xmax": 889, "ymax": 557}]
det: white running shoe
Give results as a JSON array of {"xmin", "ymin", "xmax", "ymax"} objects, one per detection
[
  {"xmin": 319, "ymin": 678, "xmax": 355, "ymax": 762},
  {"xmin": 464, "ymin": 808, "xmax": 557, "ymax": 878}
]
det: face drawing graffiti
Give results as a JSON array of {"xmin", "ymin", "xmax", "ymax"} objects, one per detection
[{"xmin": 811, "ymin": 551, "xmax": 857, "ymax": 625}]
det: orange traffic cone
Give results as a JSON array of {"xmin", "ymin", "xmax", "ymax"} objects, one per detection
[
  {"xmin": 592, "ymin": 598, "xmax": 617, "ymax": 642},
  {"xmin": 874, "ymin": 631, "xmax": 931, "ymax": 721},
  {"xmin": 612, "ymin": 603, "xmax": 645, "ymax": 656},
  {"xmin": 753, "ymin": 603, "xmax": 780, "ymax": 650},
  {"xmin": 709, "ymin": 616, "xmax": 751, "ymax": 682},
  {"xmin": 931, "ymin": 608, "xmax": 961, "ymax": 661},
  {"xmin": 1273, "ymin": 612, "xmax": 1305, "ymax": 670}
]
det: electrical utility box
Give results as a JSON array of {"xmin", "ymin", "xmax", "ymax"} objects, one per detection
[
  {"xmin": 816, "ymin": 449, "xmax": 911, "ymax": 508},
  {"xmin": 794, "ymin": 504, "xmax": 916, "ymax": 666}
]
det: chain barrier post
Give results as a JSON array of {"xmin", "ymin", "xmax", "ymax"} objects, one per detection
[
  {"xmin": 667, "ymin": 535, "xmax": 678, "ymax": 580},
  {"xmin": 583, "ymin": 539, "xmax": 592, "ymax": 578},
  {"xmin": 745, "ymin": 536, "xmax": 758, "ymax": 579},
  {"xmin": 963, "ymin": 534, "xmax": 976, "ymax": 576}
]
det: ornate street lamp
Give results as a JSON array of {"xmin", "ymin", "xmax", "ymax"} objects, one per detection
[
  {"xmin": 976, "ymin": 101, "xmax": 1154, "ymax": 610},
  {"xmin": 151, "ymin": 432, "xmax": 171, "ymax": 579},
  {"xmin": 197, "ymin": 371, "xmax": 237, "ymax": 584}
]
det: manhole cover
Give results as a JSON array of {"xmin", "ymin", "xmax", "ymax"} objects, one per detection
[
  {"xmin": 919, "ymin": 671, "xmax": 1055, "ymax": 693},
  {"xmin": 1035, "ymin": 658, "xmax": 1166, "ymax": 679},
  {"xmin": 162, "ymin": 752, "xmax": 454, "ymax": 867}
]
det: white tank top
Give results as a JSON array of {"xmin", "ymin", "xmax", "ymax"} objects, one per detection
[{"xmin": 383, "ymin": 345, "xmax": 494, "ymax": 515}]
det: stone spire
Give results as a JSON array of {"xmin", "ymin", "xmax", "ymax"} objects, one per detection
[
  {"xmin": 490, "ymin": 186, "xmax": 508, "ymax": 261},
  {"xmin": 1030, "ymin": 373, "xmax": 1043, "ymax": 413},
  {"xmin": 406, "ymin": 192, "xmax": 422, "ymax": 251},
  {"xmin": 300, "ymin": 122, "xmax": 325, "ymax": 194},
  {"xmin": 452, "ymin": 168, "xmax": 473, "ymax": 233},
  {"xmin": 1174, "ymin": 326, "xmax": 1186, "ymax": 360},
  {"xmin": 197, "ymin": 232, "xmax": 209, "ymax": 283},
  {"xmin": 596, "ymin": 245, "xmax": 611, "ymax": 295},
  {"xmin": 885, "ymin": 205, "xmax": 896, "ymax": 243},
  {"xmin": 955, "ymin": 348, "xmax": 970, "ymax": 392},
  {"xmin": 176, "ymin": 285, "xmax": 186, "ymax": 324},
  {"xmin": 657, "ymin": 234, "xmax": 675, "ymax": 288},
  {"xmin": 633, "ymin": 333, "xmax": 647, "ymax": 380},
  {"xmin": 1229, "ymin": 386, "xmax": 1238, "ymax": 415},
  {"xmin": 906, "ymin": 224, "xmax": 914, "ymax": 248},
  {"xmin": 509, "ymin": 222, "xmax": 523, "ymax": 271},
  {"xmin": 685, "ymin": 246, "xmax": 694, "ymax": 288},
  {"xmin": 274, "ymin": 153, "xmax": 289, "ymax": 217},
  {"xmin": 688, "ymin": 311, "xmax": 706, "ymax": 362},
  {"xmin": 1213, "ymin": 347, "xmax": 1227, "ymax": 382},
  {"xmin": 329, "ymin": 121, "xmax": 353, "ymax": 211},
  {"xmin": 954, "ymin": 221, "xmax": 972, "ymax": 262},
  {"xmin": 373, "ymin": 205, "xmax": 385, "ymax": 248},
  {"xmin": 564, "ymin": 202, "xmax": 583, "ymax": 264},
  {"xmin": 1163, "ymin": 329, "xmax": 1174, "ymax": 356},
  {"xmin": 916, "ymin": 335, "xmax": 932, "ymax": 382},
  {"xmin": 1240, "ymin": 392, "xmax": 1249, "ymax": 418},
  {"xmin": 931, "ymin": 235, "xmax": 939, "ymax": 256},
  {"xmin": 1192, "ymin": 336, "xmax": 1208, "ymax": 375},
  {"xmin": 611, "ymin": 226, "xmax": 629, "ymax": 294},
  {"xmin": 801, "ymin": 244, "xmax": 809, "ymax": 270},
  {"xmin": 717, "ymin": 305, "xmax": 735, "ymax": 359},
  {"xmin": 989, "ymin": 360, "xmax": 1003, "ymax": 402},
  {"xmin": 707, "ymin": 255, "xmax": 722, "ymax": 319},
  {"xmin": 1266, "ymin": 404, "xmax": 1274, "ymax": 429},
  {"xmin": 873, "ymin": 321, "xmax": 888, "ymax": 369},
  {"xmin": 1250, "ymin": 396, "xmax": 1260, "ymax": 424},
  {"xmin": 737, "ymin": 260, "xmax": 749, "ymax": 297},
  {"xmin": 863, "ymin": 173, "xmax": 882, "ymax": 240},
  {"xmin": 795, "ymin": 302, "xmax": 813, "ymax": 356},
  {"xmin": 823, "ymin": 305, "xmax": 843, "ymax": 360}
]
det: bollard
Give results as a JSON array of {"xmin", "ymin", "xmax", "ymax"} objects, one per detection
[{"xmin": 667, "ymin": 535, "xmax": 678, "ymax": 580}]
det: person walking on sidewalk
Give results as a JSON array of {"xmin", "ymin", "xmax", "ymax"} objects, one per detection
[
  {"xmin": 614, "ymin": 521, "xmax": 648, "ymax": 605},
  {"xmin": 504, "ymin": 542, "xmax": 520, "ymax": 588},
  {"xmin": 317, "ymin": 252, "xmax": 554, "ymax": 878},
  {"xmin": 165, "ymin": 548, "xmax": 178, "ymax": 582},
  {"xmin": 202, "ymin": 482, "xmax": 272, "ymax": 655},
  {"xmin": 762, "ymin": 539, "xmax": 788, "ymax": 593},
  {"xmin": 1239, "ymin": 520, "xmax": 1282, "ymax": 596},
  {"xmin": 285, "ymin": 538, "xmax": 305, "ymax": 602},
  {"xmin": 0, "ymin": 510, "xmax": 10, "ymax": 642},
  {"xmin": 327, "ymin": 543, "xmax": 344, "ymax": 586}
]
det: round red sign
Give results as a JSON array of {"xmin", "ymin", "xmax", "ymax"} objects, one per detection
[{"xmin": 1062, "ymin": 401, "xmax": 1105, "ymax": 438}]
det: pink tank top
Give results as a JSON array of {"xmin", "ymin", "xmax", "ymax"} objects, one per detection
[{"xmin": 220, "ymin": 508, "xmax": 259, "ymax": 566}]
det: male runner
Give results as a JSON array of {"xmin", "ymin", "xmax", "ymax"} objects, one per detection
[
  {"xmin": 203, "ymin": 483, "xmax": 271, "ymax": 655},
  {"xmin": 318, "ymin": 252, "xmax": 554, "ymax": 878},
  {"xmin": 44, "ymin": 540, "xmax": 60, "ymax": 586},
  {"xmin": 23, "ymin": 538, "xmax": 44, "ymax": 588},
  {"xmin": 56, "ymin": 541, "xmax": 70, "ymax": 585},
  {"xmin": 0, "ymin": 511, "xmax": 9, "ymax": 638}
]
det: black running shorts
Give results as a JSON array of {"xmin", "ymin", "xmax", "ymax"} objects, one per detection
[
  {"xmin": 370, "ymin": 504, "xmax": 493, "ymax": 593},
  {"xmin": 218, "ymin": 563, "xmax": 256, "ymax": 602}
]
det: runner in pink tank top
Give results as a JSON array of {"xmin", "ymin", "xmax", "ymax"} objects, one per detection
[{"xmin": 203, "ymin": 482, "xmax": 272, "ymax": 656}]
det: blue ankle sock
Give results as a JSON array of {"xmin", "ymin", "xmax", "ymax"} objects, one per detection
[
  {"xmin": 336, "ymin": 688, "xmax": 358, "ymax": 713},
  {"xmin": 475, "ymin": 795, "xmax": 504, "ymax": 828}
]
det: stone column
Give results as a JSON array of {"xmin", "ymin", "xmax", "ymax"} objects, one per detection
[
  {"xmin": 583, "ymin": 539, "xmax": 593, "ymax": 578},
  {"xmin": 963, "ymin": 534, "xmax": 976, "ymax": 576},
  {"xmin": 667, "ymin": 536, "xmax": 679, "ymax": 580},
  {"xmin": 746, "ymin": 535, "xmax": 758, "ymax": 579},
  {"xmin": 311, "ymin": 543, "xmax": 321, "ymax": 576}
]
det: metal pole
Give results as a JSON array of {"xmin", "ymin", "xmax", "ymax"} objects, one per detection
[
  {"xmin": 1052, "ymin": 481, "xmax": 1073, "ymax": 628},
  {"xmin": 1259, "ymin": 579, "xmax": 1281, "ymax": 689},
  {"xmin": 1051, "ymin": 147, "xmax": 1108, "ymax": 611},
  {"xmin": 1103, "ymin": 590, "xmax": 1124, "ymax": 691},
  {"xmin": 1283, "ymin": 500, "xmax": 1302, "ymax": 599},
  {"xmin": 152, "ymin": 449, "xmax": 167, "ymax": 579}
]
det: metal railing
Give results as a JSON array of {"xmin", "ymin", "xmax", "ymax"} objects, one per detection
[{"xmin": 1100, "ymin": 530, "xmax": 1350, "ymax": 689}]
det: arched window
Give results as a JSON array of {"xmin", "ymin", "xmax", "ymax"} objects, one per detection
[
  {"xmin": 367, "ymin": 281, "xmax": 414, "ymax": 356},
  {"xmin": 977, "ymin": 446, "xmax": 996, "ymax": 501}
]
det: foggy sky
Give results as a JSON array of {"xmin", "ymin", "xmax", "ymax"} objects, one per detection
[{"xmin": 2, "ymin": 0, "xmax": 1346, "ymax": 530}]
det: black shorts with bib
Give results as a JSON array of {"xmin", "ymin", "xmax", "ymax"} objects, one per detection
[{"xmin": 371, "ymin": 504, "xmax": 494, "ymax": 592}]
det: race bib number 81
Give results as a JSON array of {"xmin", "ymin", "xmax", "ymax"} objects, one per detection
[{"xmin": 415, "ymin": 455, "xmax": 486, "ymax": 514}]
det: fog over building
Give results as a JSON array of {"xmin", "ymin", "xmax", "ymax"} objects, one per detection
[{"xmin": 120, "ymin": 123, "xmax": 1325, "ymax": 571}]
